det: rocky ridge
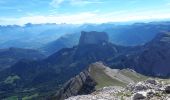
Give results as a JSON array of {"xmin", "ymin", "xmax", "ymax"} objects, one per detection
[
  {"xmin": 52, "ymin": 62, "xmax": 147, "ymax": 100},
  {"xmin": 51, "ymin": 65, "xmax": 97, "ymax": 100},
  {"xmin": 66, "ymin": 79, "xmax": 170, "ymax": 100}
]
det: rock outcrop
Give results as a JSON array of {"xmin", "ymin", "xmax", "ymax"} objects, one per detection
[
  {"xmin": 51, "ymin": 65, "xmax": 97, "ymax": 100},
  {"xmin": 132, "ymin": 93, "xmax": 146, "ymax": 100},
  {"xmin": 165, "ymin": 85, "xmax": 170, "ymax": 94},
  {"xmin": 79, "ymin": 31, "xmax": 109, "ymax": 46},
  {"xmin": 66, "ymin": 79, "xmax": 170, "ymax": 100}
]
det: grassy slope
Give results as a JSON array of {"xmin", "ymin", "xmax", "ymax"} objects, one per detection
[
  {"xmin": 89, "ymin": 65, "xmax": 148, "ymax": 89},
  {"xmin": 120, "ymin": 69, "xmax": 148, "ymax": 82},
  {"xmin": 90, "ymin": 66, "xmax": 126, "ymax": 89}
]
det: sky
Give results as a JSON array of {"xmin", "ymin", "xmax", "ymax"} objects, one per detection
[{"xmin": 0, "ymin": 0, "xmax": 170, "ymax": 25}]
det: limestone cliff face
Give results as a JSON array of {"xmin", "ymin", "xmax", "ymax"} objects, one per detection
[
  {"xmin": 52, "ymin": 68, "xmax": 97, "ymax": 100},
  {"xmin": 79, "ymin": 31, "xmax": 109, "ymax": 46}
]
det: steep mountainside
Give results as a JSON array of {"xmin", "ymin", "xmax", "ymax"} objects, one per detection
[
  {"xmin": 122, "ymin": 31, "xmax": 170, "ymax": 77},
  {"xmin": 42, "ymin": 33, "xmax": 80, "ymax": 55},
  {"xmin": 52, "ymin": 62, "xmax": 147, "ymax": 100},
  {"xmin": 0, "ymin": 47, "xmax": 45, "ymax": 70}
]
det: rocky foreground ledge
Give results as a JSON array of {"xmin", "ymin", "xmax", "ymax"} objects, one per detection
[{"xmin": 66, "ymin": 79, "xmax": 170, "ymax": 100}]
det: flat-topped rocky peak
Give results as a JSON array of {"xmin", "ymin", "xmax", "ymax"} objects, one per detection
[{"xmin": 79, "ymin": 31, "xmax": 109, "ymax": 46}]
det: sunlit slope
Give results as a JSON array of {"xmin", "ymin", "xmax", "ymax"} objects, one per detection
[{"xmin": 89, "ymin": 62, "xmax": 148, "ymax": 89}]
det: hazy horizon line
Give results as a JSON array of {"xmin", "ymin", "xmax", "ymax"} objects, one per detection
[{"xmin": 0, "ymin": 19, "xmax": 170, "ymax": 26}]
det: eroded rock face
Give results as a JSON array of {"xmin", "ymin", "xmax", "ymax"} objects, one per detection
[
  {"xmin": 79, "ymin": 31, "xmax": 109, "ymax": 46},
  {"xmin": 51, "ymin": 69, "xmax": 97, "ymax": 100}
]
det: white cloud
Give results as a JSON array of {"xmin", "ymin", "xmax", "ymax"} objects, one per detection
[
  {"xmin": 50, "ymin": 0, "xmax": 103, "ymax": 7},
  {"xmin": 70, "ymin": 0, "xmax": 103, "ymax": 6},
  {"xmin": 1, "ymin": 10, "xmax": 170, "ymax": 25},
  {"xmin": 0, "ymin": 12, "xmax": 96, "ymax": 25},
  {"xmin": 50, "ymin": 0, "xmax": 65, "ymax": 7}
]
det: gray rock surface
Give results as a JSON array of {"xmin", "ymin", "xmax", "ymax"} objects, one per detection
[
  {"xmin": 132, "ymin": 93, "xmax": 146, "ymax": 100},
  {"xmin": 51, "ymin": 68, "xmax": 97, "ymax": 100},
  {"xmin": 66, "ymin": 79, "xmax": 170, "ymax": 100},
  {"xmin": 79, "ymin": 31, "xmax": 109, "ymax": 46},
  {"xmin": 165, "ymin": 85, "xmax": 170, "ymax": 94},
  {"xmin": 145, "ymin": 79, "xmax": 158, "ymax": 85}
]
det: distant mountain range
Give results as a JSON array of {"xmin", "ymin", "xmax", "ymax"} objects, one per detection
[
  {"xmin": 0, "ymin": 30, "xmax": 170, "ymax": 99},
  {"xmin": 0, "ymin": 23, "xmax": 81, "ymax": 49},
  {"xmin": 42, "ymin": 21, "xmax": 170, "ymax": 55},
  {"xmin": 1, "ymin": 22, "xmax": 170, "ymax": 56}
]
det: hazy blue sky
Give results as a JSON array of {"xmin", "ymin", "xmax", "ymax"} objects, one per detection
[{"xmin": 0, "ymin": 0, "xmax": 170, "ymax": 25}]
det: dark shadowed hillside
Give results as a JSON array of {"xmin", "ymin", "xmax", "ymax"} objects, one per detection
[
  {"xmin": 121, "ymin": 31, "xmax": 170, "ymax": 77},
  {"xmin": 0, "ymin": 47, "xmax": 45, "ymax": 70}
]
